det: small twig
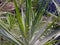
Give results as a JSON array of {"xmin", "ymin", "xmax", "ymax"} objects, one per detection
[
  {"xmin": 0, "ymin": 17, "xmax": 7, "ymax": 19},
  {"xmin": 0, "ymin": 0, "xmax": 9, "ymax": 10}
]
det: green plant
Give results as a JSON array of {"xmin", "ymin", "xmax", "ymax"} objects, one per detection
[
  {"xmin": 0, "ymin": 0, "xmax": 60, "ymax": 45},
  {"xmin": 44, "ymin": 40, "xmax": 58, "ymax": 45}
]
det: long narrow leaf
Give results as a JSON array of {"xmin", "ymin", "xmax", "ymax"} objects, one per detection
[
  {"xmin": 52, "ymin": 0, "xmax": 60, "ymax": 13},
  {"xmin": 37, "ymin": 29, "xmax": 60, "ymax": 45},
  {"xmin": 30, "ymin": 12, "xmax": 58, "ymax": 45},
  {"xmin": 25, "ymin": 0, "xmax": 32, "ymax": 39},
  {"xmin": 14, "ymin": 0, "xmax": 26, "ymax": 38},
  {"xmin": 31, "ymin": 0, "xmax": 50, "ymax": 37},
  {"xmin": 0, "ymin": 28, "xmax": 22, "ymax": 45},
  {"xmin": 30, "ymin": 16, "xmax": 53, "ymax": 45}
]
